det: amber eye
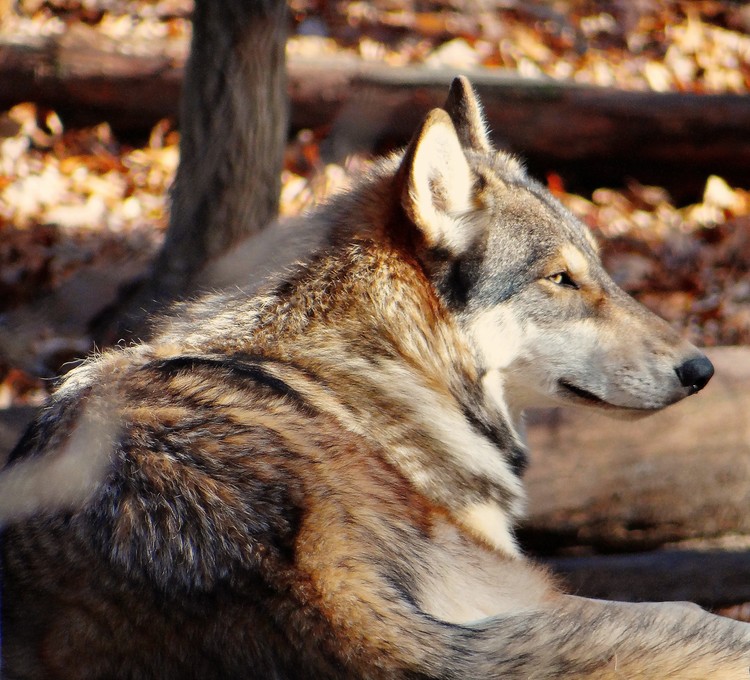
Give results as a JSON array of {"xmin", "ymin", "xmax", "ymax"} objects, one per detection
[{"xmin": 547, "ymin": 271, "xmax": 578, "ymax": 289}]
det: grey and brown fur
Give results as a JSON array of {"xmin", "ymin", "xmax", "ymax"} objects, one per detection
[{"xmin": 2, "ymin": 78, "xmax": 749, "ymax": 679}]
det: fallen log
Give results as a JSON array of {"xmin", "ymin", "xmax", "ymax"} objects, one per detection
[
  {"xmin": 0, "ymin": 23, "xmax": 184, "ymax": 127},
  {"xmin": 541, "ymin": 545, "xmax": 750, "ymax": 609},
  {"xmin": 3, "ymin": 27, "xmax": 750, "ymax": 189},
  {"xmin": 521, "ymin": 346, "xmax": 750, "ymax": 554},
  {"xmin": 295, "ymin": 60, "xmax": 750, "ymax": 192}
]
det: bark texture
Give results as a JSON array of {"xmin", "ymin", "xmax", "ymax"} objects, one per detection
[{"xmin": 90, "ymin": 0, "xmax": 289, "ymax": 341}]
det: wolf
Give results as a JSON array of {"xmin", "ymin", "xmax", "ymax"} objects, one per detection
[{"xmin": 1, "ymin": 77, "xmax": 748, "ymax": 679}]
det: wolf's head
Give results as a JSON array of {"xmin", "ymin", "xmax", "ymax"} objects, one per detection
[{"xmin": 398, "ymin": 77, "xmax": 712, "ymax": 422}]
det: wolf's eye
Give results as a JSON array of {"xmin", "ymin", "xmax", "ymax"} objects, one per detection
[{"xmin": 547, "ymin": 271, "xmax": 578, "ymax": 289}]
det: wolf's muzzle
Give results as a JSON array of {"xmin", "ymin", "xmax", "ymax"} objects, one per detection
[{"xmin": 675, "ymin": 355, "xmax": 714, "ymax": 395}]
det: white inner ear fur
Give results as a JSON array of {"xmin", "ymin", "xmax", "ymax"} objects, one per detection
[{"xmin": 406, "ymin": 112, "xmax": 478, "ymax": 254}]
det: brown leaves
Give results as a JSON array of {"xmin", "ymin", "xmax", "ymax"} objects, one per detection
[
  {"xmin": 0, "ymin": 104, "xmax": 173, "ymax": 310},
  {"xmin": 11, "ymin": 1, "xmax": 750, "ymax": 92},
  {"xmin": 0, "ymin": 367, "xmax": 46, "ymax": 408},
  {"xmin": 288, "ymin": 0, "xmax": 750, "ymax": 92}
]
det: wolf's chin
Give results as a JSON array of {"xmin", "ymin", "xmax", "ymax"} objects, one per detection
[
  {"xmin": 557, "ymin": 379, "xmax": 607, "ymax": 406},
  {"xmin": 556, "ymin": 379, "xmax": 664, "ymax": 419}
]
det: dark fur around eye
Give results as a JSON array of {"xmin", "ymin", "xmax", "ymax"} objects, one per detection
[{"xmin": 548, "ymin": 271, "xmax": 578, "ymax": 289}]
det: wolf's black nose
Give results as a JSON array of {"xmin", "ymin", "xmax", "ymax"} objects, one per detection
[{"xmin": 675, "ymin": 355, "xmax": 714, "ymax": 394}]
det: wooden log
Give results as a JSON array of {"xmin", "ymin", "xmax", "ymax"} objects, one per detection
[
  {"xmin": 520, "ymin": 346, "xmax": 750, "ymax": 554},
  {"xmin": 541, "ymin": 546, "xmax": 750, "ymax": 609},
  {"xmin": 0, "ymin": 24, "xmax": 184, "ymax": 126},
  {"xmin": 2, "ymin": 29, "xmax": 750, "ymax": 187},
  {"xmin": 299, "ymin": 61, "xmax": 750, "ymax": 181}
]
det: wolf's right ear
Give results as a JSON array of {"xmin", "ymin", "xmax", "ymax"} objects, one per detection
[
  {"xmin": 399, "ymin": 108, "xmax": 479, "ymax": 255},
  {"xmin": 444, "ymin": 76, "xmax": 492, "ymax": 153}
]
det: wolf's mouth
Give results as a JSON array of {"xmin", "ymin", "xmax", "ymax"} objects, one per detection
[{"xmin": 558, "ymin": 380, "xmax": 607, "ymax": 406}]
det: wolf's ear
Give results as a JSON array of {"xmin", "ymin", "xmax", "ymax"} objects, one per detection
[
  {"xmin": 400, "ymin": 108, "xmax": 478, "ymax": 254},
  {"xmin": 444, "ymin": 76, "xmax": 492, "ymax": 153}
]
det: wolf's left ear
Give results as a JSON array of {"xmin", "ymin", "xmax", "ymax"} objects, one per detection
[
  {"xmin": 444, "ymin": 76, "xmax": 492, "ymax": 153},
  {"xmin": 400, "ymin": 108, "xmax": 478, "ymax": 254}
]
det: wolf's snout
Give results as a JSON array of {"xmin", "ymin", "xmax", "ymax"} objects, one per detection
[{"xmin": 675, "ymin": 355, "xmax": 714, "ymax": 395}]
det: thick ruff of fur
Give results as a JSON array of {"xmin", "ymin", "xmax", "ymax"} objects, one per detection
[{"xmin": 1, "ymin": 78, "xmax": 747, "ymax": 679}]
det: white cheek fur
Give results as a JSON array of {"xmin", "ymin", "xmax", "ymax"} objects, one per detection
[{"xmin": 467, "ymin": 307, "xmax": 531, "ymax": 371}]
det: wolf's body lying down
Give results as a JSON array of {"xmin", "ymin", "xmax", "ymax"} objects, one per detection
[{"xmin": 2, "ymin": 78, "xmax": 746, "ymax": 679}]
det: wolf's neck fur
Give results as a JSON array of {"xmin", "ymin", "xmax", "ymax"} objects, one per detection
[{"xmin": 246, "ymin": 239, "xmax": 526, "ymax": 553}]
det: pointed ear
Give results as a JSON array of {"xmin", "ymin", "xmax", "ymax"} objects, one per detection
[
  {"xmin": 400, "ymin": 108, "xmax": 479, "ymax": 254},
  {"xmin": 444, "ymin": 76, "xmax": 492, "ymax": 153}
]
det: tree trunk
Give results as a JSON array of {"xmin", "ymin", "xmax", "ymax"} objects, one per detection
[
  {"xmin": 92, "ymin": 0, "xmax": 288, "ymax": 342},
  {"xmin": 161, "ymin": 0, "xmax": 288, "ymax": 292}
]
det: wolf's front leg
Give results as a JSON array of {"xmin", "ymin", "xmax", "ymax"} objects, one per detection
[{"xmin": 450, "ymin": 595, "xmax": 750, "ymax": 679}]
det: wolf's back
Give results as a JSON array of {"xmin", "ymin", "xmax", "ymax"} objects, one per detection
[{"xmin": 1, "ymin": 344, "xmax": 413, "ymax": 678}]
